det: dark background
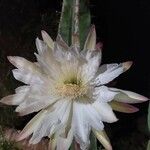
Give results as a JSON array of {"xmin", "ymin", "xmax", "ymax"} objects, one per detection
[{"xmin": 0, "ymin": 0, "xmax": 149, "ymax": 149}]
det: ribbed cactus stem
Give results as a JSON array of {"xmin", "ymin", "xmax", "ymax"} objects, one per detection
[{"xmin": 72, "ymin": 0, "xmax": 80, "ymax": 48}]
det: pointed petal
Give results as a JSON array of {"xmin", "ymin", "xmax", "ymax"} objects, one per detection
[
  {"xmin": 81, "ymin": 50, "xmax": 101, "ymax": 82},
  {"xmin": 7, "ymin": 56, "xmax": 45, "ymax": 85},
  {"xmin": 35, "ymin": 39, "xmax": 61, "ymax": 78},
  {"xmin": 122, "ymin": 61, "xmax": 133, "ymax": 72},
  {"xmin": 17, "ymin": 110, "xmax": 47, "ymax": 141},
  {"xmin": 29, "ymin": 100, "xmax": 71, "ymax": 144},
  {"xmin": 49, "ymin": 134, "xmax": 57, "ymax": 150},
  {"xmin": 12, "ymin": 69, "xmax": 44, "ymax": 85},
  {"xmin": 83, "ymin": 104, "xmax": 104, "ymax": 130},
  {"xmin": 84, "ymin": 25, "xmax": 96, "ymax": 51},
  {"xmin": 93, "ymin": 86, "xmax": 118, "ymax": 102},
  {"xmin": 93, "ymin": 101, "xmax": 118, "ymax": 123},
  {"xmin": 34, "ymin": 52, "xmax": 61, "ymax": 80},
  {"xmin": 109, "ymin": 88, "xmax": 149, "ymax": 103},
  {"xmin": 0, "ymin": 93, "xmax": 27, "ymax": 105},
  {"xmin": 41, "ymin": 30, "xmax": 54, "ymax": 50},
  {"xmin": 56, "ymin": 34, "xmax": 69, "ymax": 51},
  {"xmin": 93, "ymin": 61, "xmax": 132, "ymax": 86},
  {"xmin": 7, "ymin": 56, "xmax": 28, "ymax": 69},
  {"xmin": 36, "ymin": 37, "xmax": 48, "ymax": 55},
  {"xmin": 109, "ymin": 101, "xmax": 139, "ymax": 113},
  {"xmin": 15, "ymin": 86, "xmax": 30, "ymax": 94},
  {"xmin": 93, "ymin": 129, "xmax": 112, "ymax": 150},
  {"xmin": 56, "ymin": 129, "xmax": 73, "ymax": 150},
  {"xmin": 7, "ymin": 56, "xmax": 40, "ymax": 73},
  {"xmin": 15, "ymin": 96, "xmax": 59, "ymax": 116},
  {"xmin": 73, "ymin": 102, "xmax": 90, "ymax": 149},
  {"xmin": 63, "ymin": 102, "xmax": 73, "ymax": 138}
]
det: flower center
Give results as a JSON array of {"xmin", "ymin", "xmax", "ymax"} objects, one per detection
[{"xmin": 56, "ymin": 78, "xmax": 87, "ymax": 100}]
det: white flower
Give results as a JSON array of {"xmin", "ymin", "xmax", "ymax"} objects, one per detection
[{"xmin": 1, "ymin": 26, "xmax": 148, "ymax": 150}]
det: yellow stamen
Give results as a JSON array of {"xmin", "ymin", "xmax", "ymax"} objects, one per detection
[{"xmin": 56, "ymin": 83, "xmax": 87, "ymax": 99}]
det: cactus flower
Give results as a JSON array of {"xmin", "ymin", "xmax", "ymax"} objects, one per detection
[{"xmin": 0, "ymin": 26, "xmax": 148, "ymax": 150}]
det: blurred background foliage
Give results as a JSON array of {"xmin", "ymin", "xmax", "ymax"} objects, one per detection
[{"xmin": 0, "ymin": 0, "xmax": 149, "ymax": 149}]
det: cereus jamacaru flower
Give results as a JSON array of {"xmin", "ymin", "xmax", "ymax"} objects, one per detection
[{"xmin": 1, "ymin": 26, "xmax": 148, "ymax": 150}]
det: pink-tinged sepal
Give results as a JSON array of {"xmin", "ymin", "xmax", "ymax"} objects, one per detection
[
  {"xmin": 109, "ymin": 101, "xmax": 139, "ymax": 113},
  {"xmin": 41, "ymin": 30, "xmax": 54, "ymax": 50},
  {"xmin": 83, "ymin": 25, "xmax": 96, "ymax": 51},
  {"xmin": 93, "ymin": 129, "xmax": 112, "ymax": 150},
  {"xmin": 109, "ymin": 88, "xmax": 149, "ymax": 103},
  {"xmin": 122, "ymin": 61, "xmax": 133, "ymax": 72}
]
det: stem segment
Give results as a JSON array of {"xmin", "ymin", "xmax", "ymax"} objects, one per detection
[{"xmin": 72, "ymin": 0, "xmax": 80, "ymax": 49}]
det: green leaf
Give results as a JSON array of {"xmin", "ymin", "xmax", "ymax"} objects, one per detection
[
  {"xmin": 58, "ymin": 0, "xmax": 91, "ymax": 49},
  {"xmin": 58, "ymin": 0, "xmax": 73, "ymax": 45},
  {"xmin": 79, "ymin": 0, "xmax": 91, "ymax": 49}
]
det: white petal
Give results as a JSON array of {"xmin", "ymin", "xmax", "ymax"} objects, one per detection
[
  {"xmin": 35, "ymin": 39, "xmax": 61, "ymax": 79},
  {"xmin": 12, "ymin": 69, "xmax": 44, "ymax": 85},
  {"xmin": 109, "ymin": 88, "xmax": 149, "ymax": 103},
  {"xmin": 56, "ymin": 128, "xmax": 73, "ymax": 150},
  {"xmin": 82, "ymin": 104, "xmax": 104, "ymax": 130},
  {"xmin": 17, "ymin": 110, "xmax": 47, "ymax": 141},
  {"xmin": 93, "ymin": 86, "xmax": 118, "ymax": 102},
  {"xmin": 56, "ymin": 34, "xmax": 69, "ymax": 51},
  {"xmin": 93, "ymin": 61, "xmax": 132, "ymax": 86},
  {"xmin": 15, "ymin": 86, "xmax": 30, "ymax": 94},
  {"xmin": 93, "ymin": 101, "xmax": 118, "ymax": 123},
  {"xmin": 29, "ymin": 100, "xmax": 71, "ymax": 144},
  {"xmin": 53, "ymin": 43, "xmax": 79, "ymax": 63},
  {"xmin": 41, "ymin": 30, "xmax": 54, "ymax": 50},
  {"xmin": 8, "ymin": 56, "xmax": 47, "ymax": 85},
  {"xmin": 81, "ymin": 50, "xmax": 101, "ymax": 82},
  {"xmin": 15, "ymin": 95, "xmax": 60, "ymax": 116},
  {"xmin": 7, "ymin": 56, "xmax": 39, "ymax": 72},
  {"xmin": 72, "ymin": 102, "xmax": 90, "ymax": 150},
  {"xmin": 36, "ymin": 37, "xmax": 49, "ymax": 55},
  {"xmin": 0, "ymin": 93, "xmax": 27, "ymax": 105},
  {"xmin": 35, "ymin": 53, "xmax": 61, "ymax": 80}
]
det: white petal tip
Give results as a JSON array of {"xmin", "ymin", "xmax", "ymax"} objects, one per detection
[
  {"xmin": 15, "ymin": 134, "xmax": 24, "ymax": 142},
  {"xmin": 41, "ymin": 30, "xmax": 46, "ymax": 35},
  {"xmin": 35, "ymin": 37, "xmax": 40, "ymax": 41},
  {"xmin": 7, "ymin": 56, "xmax": 15, "ymax": 64},
  {"xmin": 122, "ymin": 61, "xmax": 133, "ymax": 71},
  {"xmin": 0, "ymin": 100, "xmax": 6, "ymax": 105},
  {"xmin": 108, "ymin": 116, "xmax": 118, "ymax": 123},
  {"xmin": 0, "ymin": 96, "xmax": 13, "ymax": 105},
  {"xmin": 15, "ymin": 107, "xmax": 21, "ymax": 112},
  {"xmin": 113, "ymin": 117, "xmax": 119, "ymax": 123},
  {"xmin": 137, "ymin": 95, "xmax": 149, "ymax": 101},
  {"xmin": 128, "ymin": 92, "xmax": 149, "ymax": 102}
]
